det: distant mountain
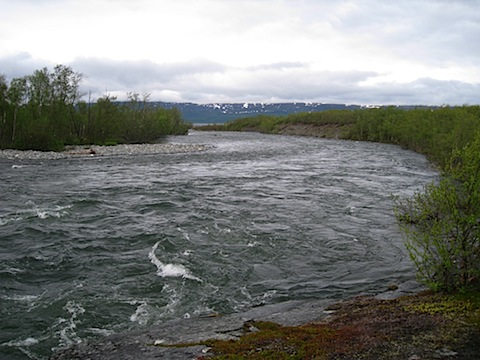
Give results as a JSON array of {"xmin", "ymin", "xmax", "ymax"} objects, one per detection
[
  {"xmin": 151, "ymin": 102, "xmax": 367, "ymax": 124},
  {"xmin": 139, "ymin": 102, "xmax": 434, "ymax": 124}
]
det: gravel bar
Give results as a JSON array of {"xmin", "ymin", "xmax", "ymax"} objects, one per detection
[{"xmin": 0, "ymin": 143, "xmax": 211, "ymax": 161}]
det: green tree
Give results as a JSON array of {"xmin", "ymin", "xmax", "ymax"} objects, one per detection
[
  {"xmin": 0, "ymin": 74, "xmax": 8, "ymax": 145},
  {"xmin": 91, "ymin": 94, "xmax": 120, "ymax": 144},
  {"xmin": 27, "ymin": 67, "xmax": 52, "ymax": 119},
  {"xmin": 50, "ymin": 65, "xmax": 84, "ymax": 141},
  {"xmin": 6, "ymin": 77, "xmax": 27, "ymax": 144},
  {"xmin": 51, "ymin": 64, "xmax": 83, "ymax": 105}
]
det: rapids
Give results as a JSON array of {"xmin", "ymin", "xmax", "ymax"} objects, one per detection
[{"xmin": 0, "ymin": 131, "xmax": 437, "ymax": 359}]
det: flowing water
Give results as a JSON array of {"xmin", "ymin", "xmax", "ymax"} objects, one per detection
[{"xmin": 0, "ymin": 131, "xmax": 437, "ymax": 359}]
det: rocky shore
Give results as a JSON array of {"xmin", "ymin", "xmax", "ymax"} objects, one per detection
[
  {"xmin": 51, "ymin": 288, "xmax": 480, "ymax": 360},
  {"xmin": 0, "ymin": 143, "xmax": 211, "ymax": 161},
  {"xmin": 50, "ymin": 282, "xmax": 437, "ymax": 360},
  {"xmin": 50, "ymin": 298, "xmax": 335, "ymax": 360}
]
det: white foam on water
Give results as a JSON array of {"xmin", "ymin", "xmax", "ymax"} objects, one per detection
[
  {"xmin": 214, "ymin": 222, "xmax": 231, "ymax": 233},
  {"xmin": 262, "ymin": 290, "xmax": 277, "ymax": 300},
  {"xmin": 19, "ymin": 201, "xmax": 72, "ymax": 220},
  {"xmin": 1, "ymin": 267, "xmax": 25, "ymax": 275},
  {"xmin": 3, "ymin": 337, "xmax": 39, "ymax": 347},
  {"xmin": 177, "ymin": 227, "xmax": 191, "ymax": 241},
  {"xmin": 33, "ymin": 204, "xmax": 72, "ymax": 219},
  {"xmin": 163, "ymin": 263, "xmax": 189, "ymax": 278},
  {"xmin": 0, "ymin": 214, "xmax": 23, "ymax": 226},
  {"xmin": 232, "ymin": 287, "xmax": 279, "ymax": 312},
  {"xmin": 161, "ymin": 284, "xmax": 182, "ymax": 316},
  {"xmin": 130, "ymin": 301, "xmax": 150, "ymax": 325},
  {"xmin": 130, "ymin": 284, "xmax": 185, "ymax": 324},
  {"xmin": 35, "ymin": 210, "xmax": 50, "ymax": 219},
  {"xmin": 1, "ymin": 336, "xmax": 42, "ymax": 360},
  {"xmin": 53, "ymin": 301, "xmax": 85, "ymax": 348},
  {"xmin": 182, "ymin": 249, "xmax": 194, "ymax": 256},
  {"xmin": 148, "ymin": 241, "xmax": 201, "ymax": 281},
  {"xmin": 2, "ymin": 292, "xmax": 47, "ymax": 315},
  {"xmin": 4, "ymin": 294, "xmax": 39, "ymax": 302},
  {"xmin": 240, "ymin": 286, "xmax": 253, "ymax": 300}
]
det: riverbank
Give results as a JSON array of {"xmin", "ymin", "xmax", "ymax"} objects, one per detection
[
  {"xmin": 194, "ymin": 122, "xmax": 351, "ymax": 138},
  {"xmin": 51, "ymin": 284, "xmax": 480, "ymax": 359},
  {"xmin": 202, "ymin": 290, "xmax": 480, "ymax": 359},
  {"xmin": 0, "ymin": 143, "xmax": 210, "ymax": 161}
]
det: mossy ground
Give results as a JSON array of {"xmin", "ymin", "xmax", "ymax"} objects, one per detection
[{"xmin": 195, "ymin": 291, "xmax": 480, "ymax": 359}]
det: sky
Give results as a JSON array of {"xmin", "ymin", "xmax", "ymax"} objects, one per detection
[{"xmin": 1, "ymin": 0, "xmax": 479, "ymax": 105}]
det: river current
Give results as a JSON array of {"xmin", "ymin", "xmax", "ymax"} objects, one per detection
[{"xmin": 0, "ymin": 131, "xmax": 437, "ymax": 359}]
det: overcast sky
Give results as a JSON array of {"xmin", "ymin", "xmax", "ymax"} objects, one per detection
[{"xmin": 1, "ymin": 0, "xmax": 479, "ymax": 105}]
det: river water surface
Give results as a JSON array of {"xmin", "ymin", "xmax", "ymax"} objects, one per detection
[{"xmin": 0, "ymin": 131, "xmax": 437, "ymax": 359}]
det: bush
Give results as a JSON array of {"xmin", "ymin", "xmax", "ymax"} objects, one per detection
[{"xmin": 395, "ymin": 133, "xmax": 480, "ymax": 292}]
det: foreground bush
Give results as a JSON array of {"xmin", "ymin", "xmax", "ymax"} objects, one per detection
[{"xmin": 396, "ymin": 133, "xmax": 480, "ymax": 291}]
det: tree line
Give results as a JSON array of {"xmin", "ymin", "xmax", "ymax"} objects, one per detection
[
  {"xmin": 0, "ymin": 65, "xmax": 191, "ymax": 151},
  {"xmin": 201, "ymin": 106, "xmax": 480, "ymax": 292}
]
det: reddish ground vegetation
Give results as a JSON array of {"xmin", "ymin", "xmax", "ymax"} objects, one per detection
[{"xmin": 200, "ymin": 291, "xmax": 480, "ymax": 359}]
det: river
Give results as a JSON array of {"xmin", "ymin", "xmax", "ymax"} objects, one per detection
[{"xmin": 0, "ymin": 131, "xmax": 437, "ymax": 359}]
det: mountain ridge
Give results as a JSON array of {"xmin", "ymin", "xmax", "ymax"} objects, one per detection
[{"xmin": 150, "ymin": 102, "xmax": 428, "ymax": 124}]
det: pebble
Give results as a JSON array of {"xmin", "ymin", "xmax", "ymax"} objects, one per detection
[{"xmin": 0, "ymin": 143, "xmax": 211, "ymax": 161}]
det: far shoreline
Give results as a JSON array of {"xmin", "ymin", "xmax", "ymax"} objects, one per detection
[{"xmin": 0, "ymin": 143, "xmax": 211, "ymax": 161}]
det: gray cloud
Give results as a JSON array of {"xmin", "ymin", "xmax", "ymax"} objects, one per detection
[
  {"xmin": 1, "ymin": 53, "xmax": 478, "ymax": 105},
  {"xmin": 0, "ymin": 52, "xmax": 55, "ymax": 79},
  {"xmin": 325, "ymin": 0, "xmax": 480, "ymax": 67},
  {"xmin": 69, "ymin": 57, "xmax": 226, "ymax": 98},
  {"xmin": 2, "ymin": 0, "xmax": 479, "ymax": 94}
]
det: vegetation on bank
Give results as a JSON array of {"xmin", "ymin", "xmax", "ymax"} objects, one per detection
[
  {"xmin": 0, "ymin": 65, "xmax": 191, "ymax": 151},
  {"xmin": 396, "ymin": 134, "xmax": 480, "ymax": 292}
]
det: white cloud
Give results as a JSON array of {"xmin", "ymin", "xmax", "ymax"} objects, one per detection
[{"xmin": 0, "ymin": 0, "xmax": 479, "ymax": 105}]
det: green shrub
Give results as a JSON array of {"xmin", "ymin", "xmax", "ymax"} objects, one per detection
[{"xmin": 395, "ymin": 133, "xmax": 480, "ymax": 292}]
